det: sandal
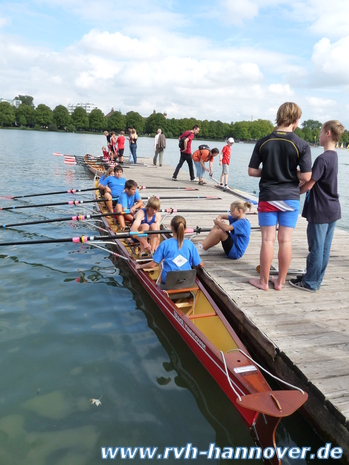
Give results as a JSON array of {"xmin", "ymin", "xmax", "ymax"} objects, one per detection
[{"xmin": 198, "ymin": 180, "xmax": 207, "ymax": 185}]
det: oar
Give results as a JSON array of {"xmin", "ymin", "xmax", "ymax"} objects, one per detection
[
  {"xmin": 0, "ymin": 187, "xmax": 100, "ymax": 200},
  {"xmin": 0, "ymin": 212, "xmax": 130, "ymax": 228},
  {"xmin": 0, "ymin": 198, "xmax": 112, "ymax": 211},
  {"xmin": 0, "ymin": 196, "xmax": 222, "ymax": 212},
  {"xmin": 0, "ymin": 228, "xmax": 213, "ymax": 247},
  {"xmin": 158, "ymin": 208, "xmax": 256, "ymax": 214},
  {"xmin": 210, "ymin": 175, "xmax": 258, "ymax": 205}
]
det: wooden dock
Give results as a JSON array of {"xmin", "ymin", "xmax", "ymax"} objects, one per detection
[{"xmin": 123, "ymin": 158, "xmax": 349, "ymax": 461}]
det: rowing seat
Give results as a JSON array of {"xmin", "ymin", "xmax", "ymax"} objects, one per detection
[{"xmin": 162, "ymin": 270, "xmax": 199, "ymax": 312}]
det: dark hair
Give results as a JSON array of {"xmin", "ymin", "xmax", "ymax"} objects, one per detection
[
  {"xmin": 192, "ymin": 125, "xmax": 199, "ymax": 130},
  {"xmin": 171, "ymin": 215, "xmax": 186, "ymax": 249},
  {"xmin": 125, "ymin": 179, "xmax": 137, "ymax": 189},
  {"xmin": 211, "ymin": 148, "xmax": 219, "ymax": 154},
  {"xmin": 114, "ymin": 165, "xmax": 123, "ymax": 173}
]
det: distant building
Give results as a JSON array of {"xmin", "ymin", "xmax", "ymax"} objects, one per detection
[
  {"xmin": 105, "ymin": 108, "xmax": 114, "ymax": 118},
  {"xmin": 0, "ymin": 98, "xmax": 22, "ymax": 108},
  {"xmin": 67, "ymin": 102, "xmax": 97, "ymax": 115}
]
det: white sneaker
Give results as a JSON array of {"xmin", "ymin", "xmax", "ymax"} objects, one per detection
[{"xmin": 196, "ymin": 243, "xmax": 208, "ymax": 255}]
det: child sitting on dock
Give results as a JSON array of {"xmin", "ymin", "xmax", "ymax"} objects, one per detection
[
  {"xmin": 98, "ymin": 166, "xmax": 126, "ymax": 213},
  {"xmin": 116, "ymin": 179, "xmax": 144, "ymax": 230},
  {"xmin": 196, "ymin": 200, "xmax": 252, "ymax": 259},
  {"xmin": 136, "ymin": 215, "xmax": 203, "ymax": 284},
  {"xmin": 130, "ymin": 196, "xmax": 161, "ymax": 256},
  {"xmin": 289, "ymin": 120, "xmax": 345, "ymax": 292}
]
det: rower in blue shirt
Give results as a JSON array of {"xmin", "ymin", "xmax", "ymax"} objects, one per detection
[{"xmin": 98, "ymin": 165, "xmax": 126, "ymax": 213}]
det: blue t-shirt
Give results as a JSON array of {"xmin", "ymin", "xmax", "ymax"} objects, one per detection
[
  {"xmin": 227, "ymin": 216, "xmax": 251, "ymax": 259},
  {"xmin": 153, "ymin": 238, "xmax": 201, "ymax": 283},
  {"xmin": 117, "ymin": 189, "xmax": 141, "ymax": 209},
  {"xmin": 99, "ymin": 173, "xmax": 107, "ymax": 185},
  {"xmin": 102, "ymin": 176, "xmax": 126, "ymax": 198}
]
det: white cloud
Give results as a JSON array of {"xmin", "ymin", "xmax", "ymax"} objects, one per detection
[
  {"xmin": 0, "ymin": 17, "xmax": 11, "ymax": 28},
  {"xmin": 268, "ymin": 83, "xmax": 294, "ymax": 96},
  {"xmin": 311, "ymin": 37, "xmax": 349, "ymax": 85}
]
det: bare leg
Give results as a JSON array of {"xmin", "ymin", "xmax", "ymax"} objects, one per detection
[
  {"xmin": 149, "ymin": 222, "xmax": 160, "ymax": 252},
  {"xmin": 270, "ymin": 226, "xmax": 294, "ymax": 291},
  {"xmin": 135, "ymin": 224, "xmax": 151, "ymax": 252},
  {"xmin": 201, "ymin": 225, "xmax": 229, "ymax": 250},
  {"xmin": 116, "ymin": 204, "xmax": 125, "ymax": 228},
  {"xmin": 103, "ymin": 193, "xmax": 113, "ymax": 213},
  {"xmin": 249, "ymin": 226, "xmax": 276, "ymax": 291}
]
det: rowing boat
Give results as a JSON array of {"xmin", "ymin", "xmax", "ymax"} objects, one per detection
[{"xmin": 91, "ymin": 178, "xmax": 308, "ymax": 465}]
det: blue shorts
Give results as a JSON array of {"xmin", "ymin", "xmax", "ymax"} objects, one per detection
[{"xmin": 258, "ymin": 200, "xmax": 300, "ymax": 228}]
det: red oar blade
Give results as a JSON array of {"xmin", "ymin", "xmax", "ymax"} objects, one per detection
[
  {"xmin": 0, "ymin": 196, "xmax": 14, "ymax": 200},
  {"xmin": 237, "ymin": 390, "xmax": 308, "ymax": 418},
  {"xmin": 53, "ymin": 152, "xmax": 63, "ymax": 156}
]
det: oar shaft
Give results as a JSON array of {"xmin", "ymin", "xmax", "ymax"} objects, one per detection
[
  {"xmin": 1, "ymin": 212, "xmax": 123, "ymax": 228},
  {"xmin": 12, "ymin": 187, "xmax": 99, "ymax": 199},
  {"xmin": 0, "ymin": 198, "xmax": 107, "ymax": 211},
  {"xmin": 0, "ymin": 227, "xmax": 212, "ymax": 247}
]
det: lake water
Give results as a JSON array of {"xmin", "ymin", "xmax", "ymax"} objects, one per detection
[{"xmin": 0, "ymin": 129, "xmax": 343, "ymax": 465}]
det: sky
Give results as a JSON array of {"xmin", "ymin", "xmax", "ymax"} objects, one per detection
[{"xmin": 1, "ymin": 0, "xmax": 349, "ymax": 127}]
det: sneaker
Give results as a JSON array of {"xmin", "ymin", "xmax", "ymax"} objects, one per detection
[
  {"xmin": 289, "ymin": 278, "xmax": 315, "ymax": 292},
  {"xmin": 190, "ymin": 178, "xmax": 196, "ymax": 182},
  {"xmin": 196, "ymin": 243, "xmax": 208, "ymax": 256},
  {"xmin": 172, "ymin": 176, "xmax": 177, "ymax": 181}
]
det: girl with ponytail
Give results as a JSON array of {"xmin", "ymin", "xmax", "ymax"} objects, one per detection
[{"xmin": 136, "ymin": 215, "xmax": 203, "ymax": 284}]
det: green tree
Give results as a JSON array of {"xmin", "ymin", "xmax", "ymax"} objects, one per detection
[
  {"xmin": 108, "ymin": 111, "xmax": 126, "ymax": 132},
  {"xmin": 15, "ymin": 103, "xmax": 35, "ymax": 127},
  {"xmin": 0, "ymin": 102, "xmax": 16, "ymax": 126},
  {"xmin": 231, "ymin": 121, "xmax": 251, "ymax": 140},
  {"xmin": 89, "ymin": 108, "xmax": 105, "ymax": 131},
  {"xmin": 15, "ymin": 95, "xmax": 35, "ymax": 108},
  {"xmin": 34, "ymin": 104, "xmax": 53, "ymax": 127},
  {"xmin": 144, "ymin": 112, "xmax": 167, "ymax": 135},
  {"xmin": 71, "ymin": 107, "xmax": 89, "ymax": 130},
  {"xmin": 53, "ymin": 105, "xmax": 71, "ymax": 129},
  {"xmin": 126, "ymin": 111, "xmax": 144, "ymax": 133},
  {"xmin": 302, "ymin": 120, "xmax": 322, "ymax": 131}
]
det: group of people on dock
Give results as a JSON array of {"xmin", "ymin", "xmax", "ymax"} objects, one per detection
[
  {"xmin": 103, "ymin": 127, "xmax": 138, "ymax": 165},
  {"xmin": 99, "ymin": 101, "xmax": 344, "ymax": 293}
]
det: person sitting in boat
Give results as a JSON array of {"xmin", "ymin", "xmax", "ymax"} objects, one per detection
[
  {"xmin": 192, "ymin": 147, "xmax": 219, "ymax": 185},
  {"xmin": 196, "ymin": 200, "xmax": 252, "ymax": 259},
  {"xmin": 98, "ymin": 166, "xmax": 126, "ymax": 213},
  {"xmin": 116, "ymin": 179, "xmax": 144, "ymax": 230},
  {"xmin": 102, "ymin": 146, "xmax": 109, "ymax": 161},
  {"xmin": 130, "ymin": 196, "xmax": 161, "ymax": 256},
  {"xmin": 136, "ymin": 215, "xmax": 203, "ymax": 285},
  {"xmin": 98, "ymin": 167, "xmax": 114, "ymax": 187}
]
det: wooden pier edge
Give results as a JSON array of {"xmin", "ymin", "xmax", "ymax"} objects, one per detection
[{"xmin": 198, "ymin": 268, "xmax": 349, "ymax": 464}]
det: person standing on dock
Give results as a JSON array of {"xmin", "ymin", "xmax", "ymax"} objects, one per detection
[
  {"xmin": 172, "ymin": 125, "xmax": 200, "ymax": 181},
  {"xmin": 248, "ymin": 102, "xmax": 312, "ymax": 291},
  {"xmin": 153, "ymin": 129, "xmax": 166, "ymax": 166},
  {"xmin": 117, "ymin": 131, "xmax": 125, "ymax": 164},
  {"xmin": 290, "ymin": 120, "xmax": 345, "ymax": 292},
  {"xmin": 219, "ymin": 138, "xmax": 234, "ymax": 188}
]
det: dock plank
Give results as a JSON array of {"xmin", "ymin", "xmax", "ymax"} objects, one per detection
[{"xmin": 121, "ymin": 159, "xmax": 349, "ymax": 459}]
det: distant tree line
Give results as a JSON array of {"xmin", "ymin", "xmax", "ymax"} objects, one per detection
[{"xmin": 0, "ymin": 95, "xmax": 348, "ymax": 144}]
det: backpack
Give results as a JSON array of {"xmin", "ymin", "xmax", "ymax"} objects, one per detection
[
  {"xmin": 178, "ymin": 131, "xmax": 190, "ymax": 150},
  {"xmin": 198, "ymin": 144, "xmax": 210, "ymax": 151}
]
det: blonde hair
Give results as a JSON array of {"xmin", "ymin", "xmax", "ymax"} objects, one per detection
[
  {"xmin": 322, "ymin": 120, "xmax": 345, "ymax": 143},
  {"xmin": 146, "ymin": 196, "xmax": 160, "ymax": 211},
  {"xmin": 231, "ymin": 200, "xmax": 252, "ymax": 212},
  {"xmin": 171, "ymin": 215, "xmax": 186, "ymax": 249},
  {"xmin": 105, "ymin": 167, "xmax": 114, "ymax": 177},
  {"xmin": 276, "ymin": 102, "xmax": 302, "ymax": 128}
]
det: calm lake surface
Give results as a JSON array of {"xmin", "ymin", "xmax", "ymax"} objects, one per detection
[{"xmin": 0, "ymin": 129, "xmax": 344, "ymax": 465}]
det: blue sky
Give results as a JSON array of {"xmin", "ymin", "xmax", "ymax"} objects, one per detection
[{"xmin": 1, "ymin": 0, "xmax": 349, "ymax": 127}]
